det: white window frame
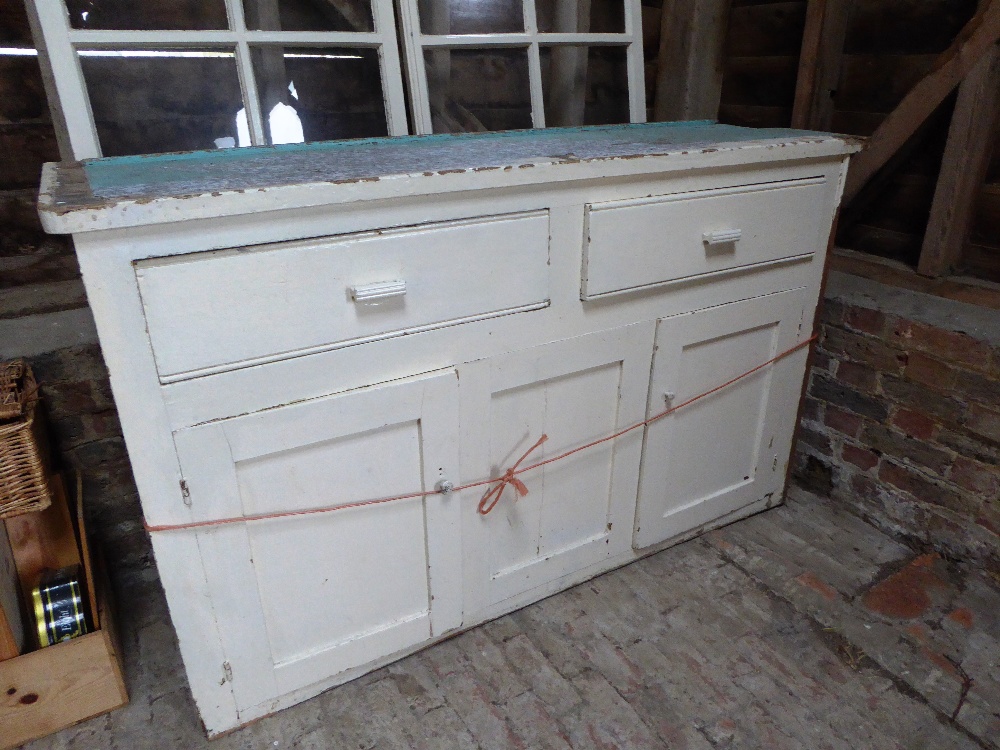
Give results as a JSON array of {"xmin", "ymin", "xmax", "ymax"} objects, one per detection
[
  {"xmin": 25, "ymin": 0, "xmax": 410, "ymax": 159},
  {"xmin": 25, "ymin": 0, "xmax": 645, "ymax": 160},
  {"xmin": 397, "ymin": 0, "xmax": 646, "ymax": 132}
]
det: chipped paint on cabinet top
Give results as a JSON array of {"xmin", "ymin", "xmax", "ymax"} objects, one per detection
[{"xmin": 38, "ymin": 123, "xmax": 860, "ymax": 234}]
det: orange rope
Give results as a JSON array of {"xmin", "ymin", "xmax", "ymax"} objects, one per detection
[{"xmin": 144, "ymin": 334, "xmax": 817, "ymax": 534}]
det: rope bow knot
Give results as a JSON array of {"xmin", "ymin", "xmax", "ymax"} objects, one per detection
[{"xmin": 477, "ymin": 434, "xmax": 549, "ymax": 515}]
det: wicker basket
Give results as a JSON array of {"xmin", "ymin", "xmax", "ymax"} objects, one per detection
[{"xmin": 0, "ymin": 361, "xmax": 52, "ymax": 518}]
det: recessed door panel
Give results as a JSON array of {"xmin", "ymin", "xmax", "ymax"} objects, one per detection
[
  {"xmin": 460, "ymin": 323, "xmax": 654, "ymax": 617},
  {"xmin": 173, "ymin": 369, "xmax": 461, "ymax": 713},
  {"xmin": 634, "ymin": 290, "xmax": 809, "ymax": 549}
]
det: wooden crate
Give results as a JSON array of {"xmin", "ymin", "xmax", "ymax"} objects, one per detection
[{"xmin": 0, "ymin": 474, "xmax": 128, "ymax": 749}]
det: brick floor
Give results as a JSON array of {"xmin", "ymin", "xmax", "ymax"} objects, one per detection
[{"xmin": 19, "ymin": 486, "xmax": 1000, "ymax": 749}]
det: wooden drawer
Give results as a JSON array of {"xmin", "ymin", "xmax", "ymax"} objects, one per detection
[
  {"xmin": 581, "ymin": 177, "xmax": 828, "ymax": 299},
  {"xmin": 136, "ymin": 211, "xmax": 550, "ymax": 381}
]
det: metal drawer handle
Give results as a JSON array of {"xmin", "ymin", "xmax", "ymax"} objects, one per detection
[
  {"xmin": 702, "ymin": 229, "xmax": 742, "ymax": 245},
  {"xmin": 350, "ymin": 280, "xmax": 406, "ymax": 302}
]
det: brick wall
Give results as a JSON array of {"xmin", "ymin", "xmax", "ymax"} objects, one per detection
[
  {"xmin": 793, "ymin": 271, "xmax": 1000, "ymax": 569},
  {"xmin": 0, "ymin": 0, "xmax": 151, "ymax": 577}
]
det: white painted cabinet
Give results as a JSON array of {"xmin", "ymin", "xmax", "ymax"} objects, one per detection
[{"xmin": 38, "ymin": 123, "xmax": 857, "ymax": 734}]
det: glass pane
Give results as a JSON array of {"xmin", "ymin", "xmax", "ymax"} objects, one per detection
[
  {"xmin": 250, "ymin": 47, "xmax": 388, "ymax": 144},
  {"xmin": 539, "ymin": 45, "xmax": 628, "ymax": 127},
  {"xmin": 65, "ymin": 0, "xmax": 228, "ymax": 30},
  {"xmin": 418, "ymin": 0, "xmax": 523, "ymax": 34},
  {"xmin": 535, "ymin": 0, "xmax": 624, "ymax": 33},
  {"xmin": 243, "ymin": 0, "xmax": 373, "ymax": 33},
  {"xmin": 423, "ymin": 48, "xmax": 532, "ymax": 133},
  {"xmin": 80, "ymin": 50, "xmax": 246, "ymax": 156}
]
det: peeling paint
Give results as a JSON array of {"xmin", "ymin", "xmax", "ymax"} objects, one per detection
[{"xmin": 39, "ymin": 123, "xmax": 860, "ymax": 224}]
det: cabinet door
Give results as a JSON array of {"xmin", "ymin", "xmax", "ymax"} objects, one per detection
[
  {"xmin": 634, "ymin": 290, "xmax": 809, "ymax": 549},
  {"xmin": 459, "ymin": 323, "xmax": 655, "ymax": 617},
  {"xmin": 172, "ymin": 370, "xmax": 461, "ymax": 715}
]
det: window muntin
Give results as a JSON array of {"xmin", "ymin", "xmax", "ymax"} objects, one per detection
[
  {"xmin": 30, "ymin": 0, "xmax": 407, "ymax": 157},
  {"xmin": 27, "ymin": 0, "xmax": 645, "ymax": 158},
  {"xmin": 398, "ymin": 0, "xmax": 645, "ymax": 133}
]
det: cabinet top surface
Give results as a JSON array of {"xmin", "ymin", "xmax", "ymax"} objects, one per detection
[{"xmin": 38, "ymin": 122, "xmax": 859, "ymax": 234}]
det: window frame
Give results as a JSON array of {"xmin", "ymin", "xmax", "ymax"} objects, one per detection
[
  {"xmin": 396, "ymin": 0, "xmax": 646, "ymax": 133},
  {"xmin": 26, "ymin": 0, "xmax": 411, "ymax": 158},
  {"xmin": 25, "ymin": 0, "xmax": 646, "ymax": 160}
]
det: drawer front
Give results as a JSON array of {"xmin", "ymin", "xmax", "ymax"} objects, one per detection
[
  {"xmin": 136, "ymin": 211, "xmax": 550, "ymax": 380},
  {"xmin": 582, "ymin": 177, "xmax": 828, "ymax": 299}
]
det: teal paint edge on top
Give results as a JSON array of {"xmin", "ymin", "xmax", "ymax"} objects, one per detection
[
  {"xmin": 84, "ymin": 121, "xmax": 720, "ymax": 170},
  {"xmin": 81, "ymin": 122, "xmax": 724, "ymax": 190},
  {"xmin": 79, "ymin": 121, "xmax": 827, "ymax": 195}
]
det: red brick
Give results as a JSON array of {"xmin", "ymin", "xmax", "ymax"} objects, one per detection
[
  {"xmin": 824, "ymin": 405, "xmax": 863, "ymax": 438},
  {"xmin": 797, "ymin": 424, "xmax": 832, "ymax": 456},
  {"xmin": 861, "ymin": 423, "xmax": 952, "ymax": 474},
  {"xmin": 948, "ymin": 457, "xmax": 1000, "ymax": 497},
  {"xmin": 904, "ymin": 352, "xmax": 957, "ymax": 390},
  {"xmin": 842, "ymin": 444, "xmax": 879, "ymax": 471},
  {"xmin": 794, "ymin": 572, "xmax": 840, "ymax": 601},
  {"xmin": 878, "ymin": 461, "xmax": 968, "ymax": 512},
  {"xmin": 889, "ymin": 408, "xmax": 937, "ymax": 441},
  {"xmin": 881, "ymin": 376, "xmax": 965, "ymax": 425},
  {"xmin": 946, "ymin": 608, "xmax": 974, "ymax": 629},
  {"xmin": 892, "ymin": 320, "xmax": 992, "ymax": 371},
  {"xmin": 836, "ymin": 361, "xmax": 879, "ymax": 392},
  {"xmin": 811, "ymin": 350, "xmax": 833, "ymax": 374},
  {"xmin": 977, "ymin": 502, "xmax": 1000, "ymax": 536},
  {"xmin": 967, "ymin": 403, "xmax": 1000, "ymax": 444},
  {"xmin": 861, "ymin": 553, "xmax": 948, "ymax": 619},
  {"xmin": 819, "ymin": 301, "xmax": 845, "ymax": 327},
  {"xmin": 843, "ymin": 305, "xmax": 886, "ymax": 336},
  {"xmin": 801, "ymin": 396, "xmax": 823, "ymax": 423},
  {"xmin": 954, "ymin": 369, "xmax": 1000, "ymax": 408},
  {"xmin": 821, "ymin": 327, "xmax": 907, "ymax": 374}
]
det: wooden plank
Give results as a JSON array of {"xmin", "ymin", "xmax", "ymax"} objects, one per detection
[
  {"xmin": 717, "ymin": 103, "xmax": 793, "ymax": 128},
  {"xmin": 917, "ymin": 44, "xmax": 1000, "ymax": 277},
  {"xmin": 653, "ymin": 0, "xmax": 731, "ymax": 120},
  {"xmin": 971, "ymin": 181, "xmax": 1000, "ymax": 243},
  {"xmin": 727, "ymin": 2, "xmax": 807, "ymax": 58},
  {"xmin": 0, "ymin": 524, "xmax": 24, "ymax": 661},
  {"xmin": 830, "ymin": 247, "xmax": 1000, "ymax": 309},
  {"xmin": 834, "ymin": 54, "xmax": 939, "ymax": 115},
  {"xmin": 843, "ymin": 0, "xmax": 1000, "ymax": 202},
  {"xmin": 72, "ymin": 472, "xmax": 98, "ymax": 630},
  {"xmin": 3, "ymin": 474, "xmax": 80, "ymax": 598},
  {"xmin": 791, "ymin": 0, "xmax": 852, "ymax": 130},
  {"xmin": 962, "ymin": 241, "xmax": 1000, "ymax": 282}
]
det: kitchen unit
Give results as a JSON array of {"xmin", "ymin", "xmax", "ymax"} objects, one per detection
[{"xmin": 38, "ymin": 122, "xmax": 857, "ymax": 734}]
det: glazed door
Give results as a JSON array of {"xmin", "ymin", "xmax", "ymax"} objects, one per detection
[
  {"xmin": 459, "ymin": 323, "xmax": 655, "ymax": 618},
  {"xmin": 634, "ymin": 289, "xmax": 809, "ymax": 549},
  {"xmin": 172, "ymin": 369, "xmax": 461, "ymax": 716}
]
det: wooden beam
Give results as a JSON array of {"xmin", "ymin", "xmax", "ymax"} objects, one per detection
[
  {"xmin": 653, "ymin": 0, "xmax": 731, "ymax": 121},
  {"xmin": 842, "ymin": 0, "xmax": 1000, "ymax": 203},
  {"xmin": 917, "ymin": 44, "xmax": 1000, "ymax": 277},
  {"xmin": 791, "ymin": 0, "xmax": 852, "ymax": 130}
]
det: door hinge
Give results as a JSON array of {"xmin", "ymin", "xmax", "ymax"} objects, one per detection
[
  {"xmin": 222, "ymin": 661, "xmax": 233, "ymax": 683},
  {"xmin": 180, "ymin": 479, "xmax": 192, "ymax": 506}
]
